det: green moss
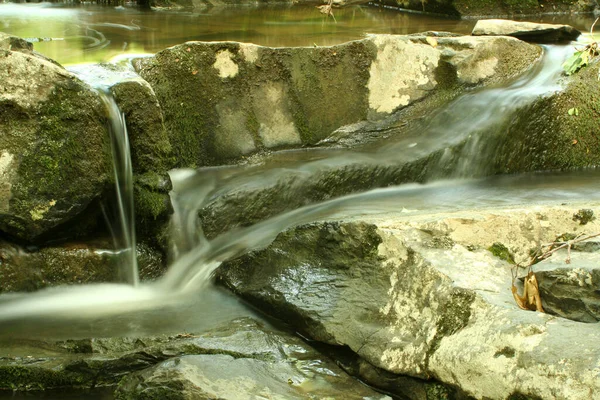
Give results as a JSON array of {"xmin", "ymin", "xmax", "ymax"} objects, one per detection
[
  {"xmin": 424, "ymin": 382, "xmax": 452, "ymax": 400},
  {"xmin": 573, "ymin": 209, "xmax": 595, "ymax": 225},
  {"xmin": 0, "ymin": 365, "xmax": 89, "ymax": 391},
  {"xmin": 111, "ymin": 80, "xmax": 174, "ymax": 174},
  {"xmin": 494, "ymin": 62, "xmax": 600, "ymax": 173},
  {"xmin": 488, "ymin": 242, "xmax": 515, "ymax": 264}
]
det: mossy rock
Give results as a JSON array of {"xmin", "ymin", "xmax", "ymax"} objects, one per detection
[
  {"xmin": 0, "ymin": 44, "xmax": 112, "ymax": 242},
  {"xmin": 492, "ymin": 61, "xmax": 600, "ymax": 173},
  {"xmin": 135, "ymin": 35, "xmax": 539, "ymax": 169}
]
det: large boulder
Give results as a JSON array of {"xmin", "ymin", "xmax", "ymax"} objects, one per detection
[
  {"xmin": 217, "ymin": 203, "xmax": 600, "ymax": 399},
  {"xmin": 0, "ymin": 33, "xmax": 112, "ymax": 242},
  {"xmin": 134, "ymin": 34, "xmax": 540, "ymax": 167}
]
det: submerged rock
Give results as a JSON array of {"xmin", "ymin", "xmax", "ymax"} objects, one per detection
[
  {"xmin": 0, "ymin": 239, "xmax": 166, "ymax": 293},
  {"xmin": 0, "ymin": 317, "xmax": 390, "ymax": 400},
  {"xmin": 0, "ymin": 33, "xmax": 112, "ymax": 242},
  {"xmin": 134, "ymin": 34, "xmax": 540, "ymax": 167},
  {"xmin": 472, "ymin": 19, "xmax": 581, "ymax": 43},
  {"xmin": 217, "ymin": 203, "xmax": 600, "ymax": 399}
]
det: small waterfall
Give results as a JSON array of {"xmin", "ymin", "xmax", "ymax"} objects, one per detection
[
  {"xmin": 101, "ymin": 91, "xmax": 139, "ymax": 287},
  {"xmin": 67, "ymin": 63, "xmax": 140, "ymax": 286},
  {"xmin": 0, "ymin": 43, "xmax": 593, "ymax": 336}
]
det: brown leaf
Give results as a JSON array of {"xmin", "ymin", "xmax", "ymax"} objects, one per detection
[{"xmin": 572, "ymin": 139, "xmax": 578, "ymax": 145}]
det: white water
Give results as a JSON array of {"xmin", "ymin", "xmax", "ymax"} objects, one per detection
[{"xmin": 0, "ymin": 43, "xmax": 590, "ymax": 338}]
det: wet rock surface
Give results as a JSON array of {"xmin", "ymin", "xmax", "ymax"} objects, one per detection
[
  {"xmin": 135, "ymin": 34, "xmax": 540, "ymax": 167},
  {"xmin": 0, "ymin": 318, "xmax": 390, "ymax": 400},
  {"xmin": 217, "ymin": 203, "xmax": 600, "ymax": 399},
  {"xmin": 472, "ymin": 19, "xmax": 581, "ymax": 42},
  {"xmin": 0, "ymin": 34, "xmax": 112, "ymax": 242}
]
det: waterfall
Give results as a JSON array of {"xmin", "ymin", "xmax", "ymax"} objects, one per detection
[{"xmin": 101, "ymin": 91, "xmax": 139, "ymax": 287}]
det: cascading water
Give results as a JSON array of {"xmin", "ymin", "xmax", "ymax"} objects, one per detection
[
  {"xmin": 101, "ymin": 92, "xmax": 139, "ymax": 287},
  {"xmin": 1, "ymin": 43, "xmax": 598, "ymax": 339}
]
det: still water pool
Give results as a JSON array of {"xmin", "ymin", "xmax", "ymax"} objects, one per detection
[{"xmin": 2, "ymin": 2, "xmax": 472, "ymax": 64}]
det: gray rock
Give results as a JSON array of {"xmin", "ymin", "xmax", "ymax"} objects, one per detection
[
  {"xmin": 533, "ymin": 252, "xmax": 600, "ymax": 323},
  {"xmin": 472, "ymin": 19, "xmax": 581, "ymax": 42},
  {"xmin": 0, "ymin": 317, "xmax": 390, "ymax": 400},
  {"xmin": 116, "ymin": 353, "xmax": 390, "ymax": 400},
  {"xmin": 0, "ymin": 38, "xmax": 112, "ymax": 242},
  {"xmin": 134, "ymin": 34, "xmax": 540, "ymax": 167},
  {"xmin": 217, "ymin": 203, "xmax": 600, "ymax": 399}
]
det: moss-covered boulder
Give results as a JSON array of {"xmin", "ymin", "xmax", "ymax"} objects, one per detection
[
  {"xmin": 0, "ymin": 34, "xmax": 112, "ymax": 242},
  {"xmin": 492, "ymin": 61, "xmax": 600, "ymax": 173},
  {"xmin": 134, "ymin": 34, "xmax": 540, "ymax": 167}
]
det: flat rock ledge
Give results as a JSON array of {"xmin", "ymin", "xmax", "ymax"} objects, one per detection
[
  {"xmin": 472, "ymin": 19, "xmax": 581, "ymax": 42},
  {"xmin": 218, "ymin": 203, "xmax": 600, "ymax": 400}
]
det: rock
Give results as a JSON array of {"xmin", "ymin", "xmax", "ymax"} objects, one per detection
[
  {"xmin": 217, "ymin": 203, "xmax": 600, "ymax": 399},
  {"xmin": 366, "ymin": 0, "xmax": 596, "ymax": 18},
  {"xmin": 0, "ymin": 317, "xmax": 390, "ymax": 400},
  {"xmin": 0, "ymin": 32, "xmax": 32, "ymax": 53},
  {"xmin": 116, "ymin": 353, "xmax": 389, "ymax": 400},
  {"xmin": 0, "ymin": 36, "xmax": 112, "ymax": 242},
  {"xmin": 492, "ymin": 61, "xmax": 600, "ymax": 173},
  {"xmin": 533, "ymin": 251, "xmax": 600, "ymax": 323},
  {"xmin": 472, "ymin": 19, "xmax": 581, "ymax": 43},
  {"xmin": 134, "ymin": 34, "xmax": 540, "ymax": 167},
  {"xmin": 0, "ymin": 239, "xmax": 166, "ymax": 293}
]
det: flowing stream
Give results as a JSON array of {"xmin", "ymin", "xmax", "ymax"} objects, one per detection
[{"xmin": 0, "ymin": 40, "xmax": 598, "ymax": 340}]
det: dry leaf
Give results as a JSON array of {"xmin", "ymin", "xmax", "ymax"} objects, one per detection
[{"xmin": 572, "ymin": 139, "xmax": 578, "ymax": 145}]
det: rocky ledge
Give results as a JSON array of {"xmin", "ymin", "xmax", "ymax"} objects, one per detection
[{"xmin": 217, "ymin": 203, "xmax": 600, "ymax": 399}]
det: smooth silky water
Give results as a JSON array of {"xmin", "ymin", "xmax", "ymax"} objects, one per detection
[{"xmin": 0, "ymin": 2, "xmax": 597, "ymax": 351}]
